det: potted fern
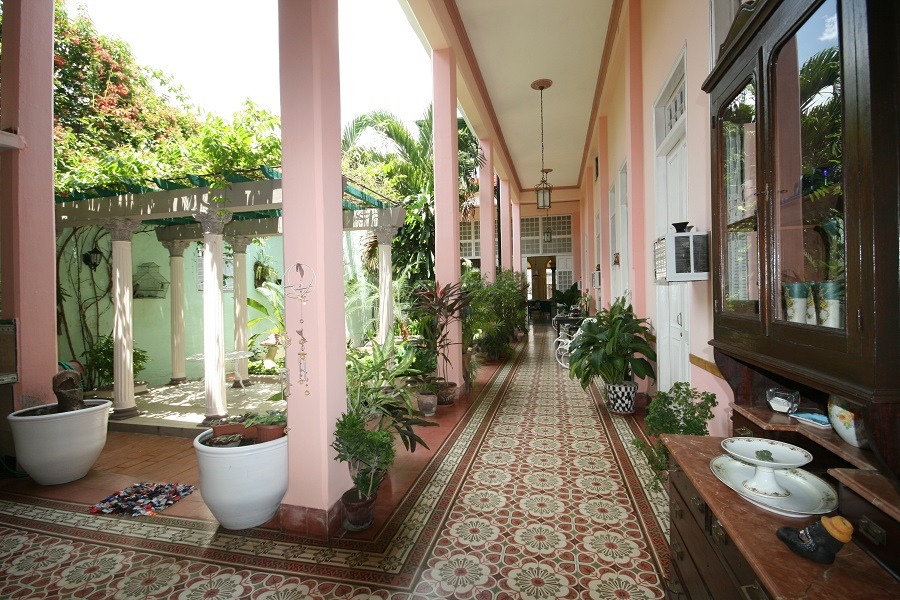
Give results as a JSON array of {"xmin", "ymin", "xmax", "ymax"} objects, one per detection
[{"xmin": 568, "ymin": 296, "xmax": 656, "ymax": 413}]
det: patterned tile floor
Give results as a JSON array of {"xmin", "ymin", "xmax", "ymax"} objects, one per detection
[{"xmin": 0, "ymin": 326, "xmax": 669, "ymax": 599}]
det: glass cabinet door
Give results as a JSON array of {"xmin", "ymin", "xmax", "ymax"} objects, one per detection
[
  {"xmin": 720, "ymin": 81, "xmax": 760, "ymax": 315},
  {"xmin": 773, "ymin": 0, "xmax": 845, "ymax": 330}
]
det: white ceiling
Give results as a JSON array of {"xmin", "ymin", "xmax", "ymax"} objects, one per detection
[{"xmin": 454, "ymin": 0, "xmax": 614, "ymax": 192}]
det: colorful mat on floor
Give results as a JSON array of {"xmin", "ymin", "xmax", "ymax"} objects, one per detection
[
  {"xmin": 90, "ymin": 482, "xmax": 196, "ymax": 517},
  {"xmin": 0, "ymin": 327, "xmax": 669, "ymax": 599}
]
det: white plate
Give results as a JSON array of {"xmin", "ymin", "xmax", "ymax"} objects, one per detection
[
  {"xmin": 709, "ymin": 455, "xmax": 837, "ymax": 516},
  {"xmin": 721, "ymin": 437, "xmax": 812, "ymax": 469}
]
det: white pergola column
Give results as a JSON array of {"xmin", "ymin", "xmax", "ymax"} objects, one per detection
[
  {"xmin": 499, "ymin": 179, "xmax": 513, "ymax": 270},
  {"xmin": 105, "ymin": 218, "xmax": 140, "ymax": 420},
  {"xmin": 374, "ymin": 225, "xmax": 399, "ymax": 345},
  {"xmin": 162, "ymin": 240, "xmax": 189, "ymax": 385},
  {"xmin": 478, "ymin": 139, "xmax": 495, "ymax": 282},
  {"xmin": 195, "ymin": 210, "xmax": 233, "ymax": 423},
  {"xmin": 227, "ymin": 236, "xmax": 251, "ymax": 387},
  {"xmin": 433, "ymin": 47, "xmax": 463, "ymax": 387}
]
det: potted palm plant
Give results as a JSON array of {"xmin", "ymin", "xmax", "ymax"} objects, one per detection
[
  {"xmin": 568, "ymin": 296, "xmax": 656, "ymax": 413},
  {"xmin": 331, "ymin": 409, "xmax": 397, "ymax": 530}
]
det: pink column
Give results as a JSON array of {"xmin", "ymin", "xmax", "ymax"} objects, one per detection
[
  {"xmin": 433, "ymin": 47, "xmax": 463, "ymax": 387},
  {"xmin": 625, "ymin": 0, "xmax": 648, "ymax": 316},
  {"xmin": 478, "ymin": 139, "xmax": 495, "ymax": 281},
  {"xmin": 278, "ymin": 0, "xmax": 350, "ymax": 538},
  {"xmin": 597, "ymin": 117, "xmax": 612, "ymax": 307},
  {"xmin": 0, "ymin": 0, "xmax": 56, "ymax": 408},
  {"xmin": 511, "ymin": 199, "xmax": 522, "ymax": 272},
  {"xmin": 499, "ymin": 179, "xmax": 512, "ymax": 271}
]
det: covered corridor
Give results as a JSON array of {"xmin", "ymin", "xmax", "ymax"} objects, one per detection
[{"xmin": 0, "ymin": 325, "xmax": 669, "ymax": 598}]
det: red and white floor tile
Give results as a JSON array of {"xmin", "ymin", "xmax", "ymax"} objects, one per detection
[{"xmin": 0, "ymin": 326, "xmax": 668, "ymax": 599}]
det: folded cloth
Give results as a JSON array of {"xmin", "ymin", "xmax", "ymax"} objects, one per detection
[{"xmin": 90, "ymin": 482, "xmax": 196, "ymax": 517}]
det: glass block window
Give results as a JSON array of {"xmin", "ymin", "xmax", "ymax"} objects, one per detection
[
  {"xmin": 556, "ymin": 269, "xmax": 574, "ymax": 290},
  {"xmin": 460, "ymin": 220, "xmax": 482, "ymax": 259},
  {"xmin": 521, "ymin": 217, "xmax": 541, "ymax": 255},
  {"xmin": 541, "ymin": 215, "xmax": 573, "ymax": 254}
]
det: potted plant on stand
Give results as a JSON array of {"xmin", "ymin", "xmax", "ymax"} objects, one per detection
[
  {"xmin": 7, "ymin": 371, "xmax": 112, "ymax": 485},
  {"xmin": 568, "ymin": 296, "xmax": 656, "ymax": 413},
  {"xmin": 331, "ymin": 409, "xmax": 397, "ymax": 531}
]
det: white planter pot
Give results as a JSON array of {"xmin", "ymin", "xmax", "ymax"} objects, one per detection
[
  {"xmin": 7, "ymin": 400, "xmax": 112, "ymax": 485},
  {"xmin": 193, "ymin": 429, "xmax": 289, "ymax": 530}
]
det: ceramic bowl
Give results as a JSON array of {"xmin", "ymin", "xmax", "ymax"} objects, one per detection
[{"xmin": 827, "ymin": 395, "xmax": 868, "ymax": 448}]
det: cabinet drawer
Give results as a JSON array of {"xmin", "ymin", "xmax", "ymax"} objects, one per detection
[
  {"xmin": 670, "ymin": 465, "xmax": 707, "ymax": 531},
  {"xmin": 670, "ymin": 485, "xmax": 744, "ymax": 600},
  {"xmin": 707, "ymin": 517, "xmax": 769, "ymax": 597},
  {"xmin": 669, "ymin": 522, "xmax": 710, "ymax": 600},
  {"xmin": 839, "ymin": 483, "xmax": 899, "ymax": 579}
]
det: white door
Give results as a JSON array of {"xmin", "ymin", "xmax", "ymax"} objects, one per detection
[
  {"xmin": 656, "ymin": 140, "xmax": 691, "ymax": 390},
  {"xmin": 609, "ymin": 163, "xmax": 630, "ymax": 300}
]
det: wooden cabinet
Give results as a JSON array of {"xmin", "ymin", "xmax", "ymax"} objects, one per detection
[
  {"xmin": 663, "ymin": 435, "xmax": 899, "ymax": 599},
  {"xmin": 702, "ymin": 0, "xmax": 899, "ymax": 479}
]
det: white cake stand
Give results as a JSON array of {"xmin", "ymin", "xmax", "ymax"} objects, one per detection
[{"xmin": 721, "ymin": 437, "xmax": 812, "ymax": 499}]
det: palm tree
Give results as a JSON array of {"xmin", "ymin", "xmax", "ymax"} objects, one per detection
[{"xmin": 342, "ymin": 106, "xmax": 482, "ymax": 283}]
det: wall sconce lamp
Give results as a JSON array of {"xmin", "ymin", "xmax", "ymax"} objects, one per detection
[{"xmin": 82, "ymin": 246, "xmax": 102, "ymax": 271}]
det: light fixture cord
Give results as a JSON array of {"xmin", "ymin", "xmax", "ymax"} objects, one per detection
[{"xmin": 540, "ymin": 87, "xmax": 545, "ymax": 177}]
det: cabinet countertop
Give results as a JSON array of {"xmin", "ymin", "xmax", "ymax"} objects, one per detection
[{"xmin": 662, "ymin": 434, "xmax": 899, "ymax": 600}]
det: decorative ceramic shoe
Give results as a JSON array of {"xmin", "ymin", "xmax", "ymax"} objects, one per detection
[{"xmin": 776, "ymin": 516, "xmax": 853, "ymax": 564}]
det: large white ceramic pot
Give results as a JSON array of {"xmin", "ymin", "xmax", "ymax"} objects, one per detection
[
  {"xmin": 193, "ymin": 429, "xmax": 289, "ymax": 530},
  {"xmin": 7, "ymin": 399, "xmax": 112, "ymax": 485}
]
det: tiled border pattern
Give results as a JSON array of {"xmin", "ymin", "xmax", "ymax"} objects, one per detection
[{"xmin": 0, "ymin": 328, "xmax": 668, "ymax": 599}]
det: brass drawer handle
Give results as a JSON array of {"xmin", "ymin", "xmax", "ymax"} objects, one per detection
[
  {"xmin": 859, "ymin": 515, "xmax": 886, "ymax": 546},
  {"xmin": 711, "ymin": 521, "xmax": 727, "ymax": 546},
  {"xmin": 735, "ymin": 427, "xmax": 754, "ymax": 437},
  {"xmin": 740, "ymin": 581, "xmax": 769, "ymax": 600},
  {"xmin": 671, "ymin": 541, "xmax": 684, "ymax": 561}
]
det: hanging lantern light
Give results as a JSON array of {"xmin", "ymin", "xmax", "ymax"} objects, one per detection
[
  {"xmin": 543, "ymin": 225, "xmax": 552, "ymax": 244},
  {"xmin": 531, "ymin": 79, "xmax": 553, "ymax": 210}
]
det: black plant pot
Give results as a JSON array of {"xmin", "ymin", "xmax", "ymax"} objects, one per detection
[{"xmin": 341, "ymin": 488, "xmax": 376, "ymax": 531}]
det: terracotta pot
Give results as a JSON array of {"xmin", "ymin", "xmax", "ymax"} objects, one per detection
[
  {"xmin": 255, "ymin": 424, "xmax": 286, "ymax": 443},
  {"xmin": 341, "ymin": 488, "xmax": 376, "ymax": 531},
  {"xmin": 437, "ymin": 382, "xmax": 457, "ymax": 405},
  {"xmin": 212, "ymin": 423, "xmax": 257, "ymax": 439}
]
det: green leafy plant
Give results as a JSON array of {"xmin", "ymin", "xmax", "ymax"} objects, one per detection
[
  {"xmin": 332, "ymin": 410, "xmax": 397, "ymax": 500},
  {"xmin": 243, "ymin": 410, "xmax": 286, "ymax": 427},
  {"xmin": 552, "ymin": 282, "xmax": 582, "ymax": 312},
  {"xmin": 633, "ymin": 382, "xmax": 718, "ymax": 490},
  {"xmin": 414, "ymin": 280, "xmax": 472, "ymax": 384},
  {"xmin": 82, "ymin": 334, "xmax": 149, "ymax": 389},
  {"xmin": 346, "ymin": 339, "xmax": 436, "ymax": 452},
  {"xmin": 568, "ymin": 296, "xmax": 656, "ymax": 388}
]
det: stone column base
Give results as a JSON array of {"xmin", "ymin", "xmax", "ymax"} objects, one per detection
[
  {"xmin": 231, "ymin": 379, "xmax": 253, "ymax": 389},
  {"xmin": 109, "ymin": 406, "xmax": 141, "ymax": 421},
  {"xmin": 167, "ymin": 377, "xmax": 188, "ymax": 386},
  {"xmin": 200, "ymin": 414, "xmax": 228, "ymax": 427}
]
